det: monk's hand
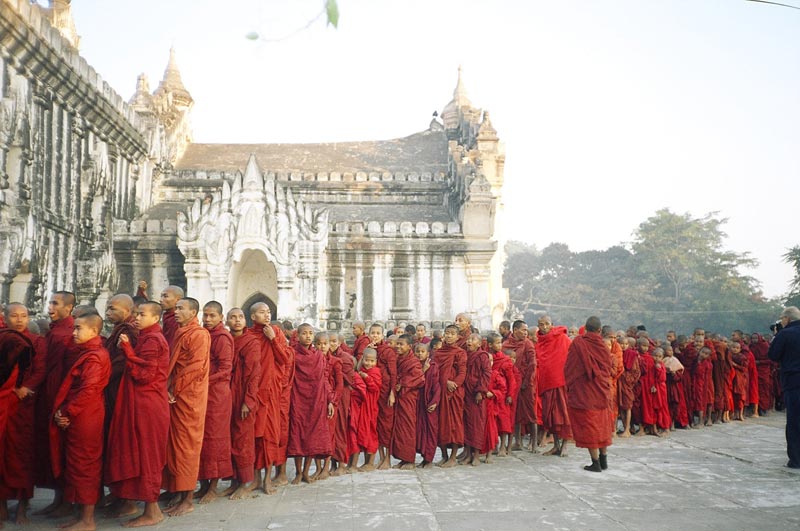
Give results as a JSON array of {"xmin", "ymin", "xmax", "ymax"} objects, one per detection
[
  {"xmin": 118, "ymin": 333, "xmax": 129, "ymax": 346},
  {"xmin": 263, "ymin": 325, "xmax": 276, "ymax": 340},
  {"xmin": 327, "ymin": 402, "xmax": 335, "ymax": 418},
  {"xmin": 447, "ymin": 380, "xmax": 457, "ymax": 392},
  {"xmin": 168, "ymin": 392, "xmax": 176, "ymax": 404},
  {"xmin": 427, "ymin": 403, "xmax": 437, "ymax": 412},
  {"xmin": 241, "ymin": 404, "xmax": 250, "ymax": 419},
  {"xmin": 13, "ymin": 386, "xmax": 33, "ymax": 400},
  {"xmin": 139, "ymin": 279, "xmax": 148, "ymax": 290},
  {"xmin": 506, "ymin": 396, "xmax": 512, "ymax": 405},
  {"xmin": 486, "ymin": 391, "xmax": 494, "ymax": 399},
  {"xmin": 54, "ymin": 410, "xmax": 70, "ymax": 429},
  {"xmin": 388, "ymin": 391, "xmax": 396, "ymax": 407},
  {"xmin": 395, "ymin": 384, "xmax": 402, "ymax": 393},
  {"xmin": 650, "ymin": 386, "xmax": 656, "ymax": 394},
  {"xmin": 475, "ymin": 392, "xmax": 483, "ymax": 403}
]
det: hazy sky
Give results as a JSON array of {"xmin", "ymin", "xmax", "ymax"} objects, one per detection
[{"xmin": 65, "ymin": 0, "xmax": 799, "ymax": 297}]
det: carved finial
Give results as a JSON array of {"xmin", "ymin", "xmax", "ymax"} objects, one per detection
[
  {"xmin": 242, "ymin": 154, "xmax": 263, "ymax": 190},
  {"xmin": 453, "ymin": 65, "xmax": 470, "ymax": 107},
  {"xmin": 47, "ymin": 0, "xmax": 80, "ymax": 49},
  {"xmin": 129, "ymin": 73, "xmax": 154, "ymax": 109},
  {"xmin": 154, "ymin": 48, "xmax": 193, "ymax": 104},
  {"xmin": 477, "ymin": 110, "xmax": 498, "ymax": 141}
]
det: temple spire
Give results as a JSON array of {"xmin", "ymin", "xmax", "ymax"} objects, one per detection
[
  {"xmin": 451, "ymin": 65, "xmax": 471, "ymax": 108},
  {"xmin": 154, "ymin": 47, "xmax": 193, "ymax": 105}
]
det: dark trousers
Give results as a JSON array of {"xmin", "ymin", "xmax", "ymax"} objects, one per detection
[{"xmin": 785, "ymin": 387, "xmax": 800, "ymax": 466}]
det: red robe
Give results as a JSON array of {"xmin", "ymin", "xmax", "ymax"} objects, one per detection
[
  {"xmin": 161, "ymin": 309, "xmax": 179, "ymax": 349},
  {"xmin": 638, "ymin": 353, "xmax": 656, "ymax": 425},
  {"xmin": 347, "ymin": 368, "xmax": 366, "ymax": 457},
  {"xmin": 332, "ymin": 347, "xmax": 354, "ymax": 463},
  {"xmin": 463, "ymin": 349, "xmax": 492, "ymax": 449},
  {"xmin": 503, "ymin": 336, "xmax": 537, "ymax": 426},
  {"xmin": 0, "ymin": 329, "xmax": 44, "ymax": 501},
  {"xmin": 416, "ymin": 361, "xmax": 441, "ymax": 462},
  {"xmin": 434, "ymin": 343, "xmax": 466, "ymax": 446},
  {"xmin": 352, "ymin": 335, "xmax": 370, "ymax": 362},
  {"xmin": 692, "ymin": 359, "xmax": 714, "ymax": 412},
  {"xmin": 164, "ymin": 321, "xmax": 211, "ymax": 492},
  {"xmin": 199, "ymin": 323, "xmax": 233, "ymax": 480},
  {"xmin": 652, "ymin": 363, "xmax": 671, "ymax": 430},
  {"xmin": 104, "ymin": 318, "xmax": 138, "ymax": 433},
  {"xmin": 675, "ymin": 343, "xmax": 699, "ymax": 416},
  {"xmin": 251, "ymin": 323, "xmax": 290, "ymax": 467},
  {"xmin": 618, "ymin": 349, "xmax": 640, "ymax": 410},
  {"xmin": 375, "ymin": 341, "xmax": 397, "ymax": 447},
  {"xmin": 277, "ymin": 346, "xmax": 295, "ymax": 466},
  {"xmin": 666, "ymin": 364, "xmax": 689, "ymax": 428},
  {"xmin": 355, "ymin": 367, "xmax": 381, "ymax": 454},
  {"xmin": 50, "ymin": 337, "xmax": 111, "ymax": 504},
  {"xmin": 0, "ymin": 330, "xmax": 34, "ymax": 497},
  {"xmin": 106, "ymin": 324, "xmax": 170, "ymax": 502},
  {"xmin": 608, "ymin": 340, "xmax": 624, "ymax": 429},
  {"xmin": 36, "ymin": 316, "xmax": 78, "ymax": 489},
  {"xmin": 751, "ymin": 334, "xmax": 775, "ymax": 410},
  {"xmin": 536, "ymin": 327, "xmax": 572, "ymax": 439},
  {"xmin": 324, "ymin": 353, "xmax": 345, "ymax": 461},
  {"xmin": 731, "ymin": 351, "xmax": 748, "ymax": 408},
  {"xmin": 563, "ymin": 332, "xmax": 612, "ymax": 449},
  {"xmin": 391, "ymin": 353, "xmax": 424, "ymax": 462},
  {"xmin": 230, "ymin": 332, "xmax": 261, "ymax": 483},
  {"xmin": 745, "ymin": 349, "xmax": 758, "ymax": 407},
  {"xmin": 287, "ymin": 345, "xmax": 332, "ymax": 457},
  {"xmin": 483, "ymin": 367, "xmax": 507, "ymax": 454},
  {"xmin": 491, "ymin": 351, "xmax": 517, "ymax": 434}
]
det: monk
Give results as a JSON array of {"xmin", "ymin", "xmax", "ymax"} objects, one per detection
[
  {"xmin": 352, "ymin": 322, "xmax": 370, "ymax": 362},
  {"xmin": 159, "ymin": 286, "xmax": 183, "ymax": 349},
  {"xmin": 435, "ymin": 324, "xmax": 467, "ymax": 468},
  {"xmin": 636, "ymin": 338, "xmax": 658, "ymax": 436},
  {"xmin": 663, "ymin": 345, "xmax": 689, "ymax": 429},
  {"xmin": 498, "ymin": 321, "xmax": 511, "ymax": 342},
  {"xmin": 35, "ymin": 291, "xmax": 79, "ymax": 517},
  {"xmin": 197, "ymin": 301, "xmax": 233, "ymax": 503},
  {"xmin": 288, "ymin": 324, "xmax": 333, "ymax": 484},
  {"xmin": 602, "ymin": 326, "xmax": 624, "ymax": 437},
  {"xmin": 163, "ymin": 298, "xmax": 211, "ymax": 517},
  {"xmin": 390, "ymin": 334, "xmax": 424, "ymax": 470},
  {"xmin": 729, "ymin": 341, "xmax": 749, "ymax": 421},
  {"xmin": 330, "ymin": 334, "xmax": 355, "ymax": 476},
  {"xmin": 50, "ymin": 313, "xmax": 111, "ymax": 531},
  {"xmin": 487, "ymin": 333, "xmax": 516, "ymax": 456},
  {"xmin": 315, "ymin": 332, "xmax": 342, "ymax": 480},
  {"xmin": 354, "ymin": 348, "xmax": 381, "ymax": 471},
  {"xmin": 272, "ymin": 328, "xmax": 295, "ymax": 487},
  {"xmin": 651, "ymin": 349, "xmax": 671, "ymax": 433},
  {"xmin": 415, "ymin": 343, "xmax": 440, "ymax": 468},
  {"xmin": 224, "ymin": 308, "xmax": 261, "ymax": 500},
  {"xmin": 249, "ymin": 302, "xmax": 290, "ymax": 494},
  {"xmin": 461, "ymin": 333, "xmax": 491, "ymax": 466},
  {"xmin": 105, "ymin": 301, "xmax": 170, "ymax": 528},
  {"xmin": 483, "ymin": 354, "xmax": 506, "ymax": 463},
  {"xmin": 367, "ymin": 324, "xmax": 397, "ymax": 470},
  {"xmin": 536, "ymin": 316, "xmax": 573, "ymax": 457},
  {"xmin": 454, "ymin": 313, "xmax": 472, "ymax": 350},
  {"xmin": 564, "ymin": 316, "xmax": 612, "ymax": 473},
  {"xmin": 414, "ymin": 324, "xmax": 431, "ymax": 346},
  {"xmin": 693, "ymin": 347, "xmax": 715, "ymax": 426},
  {"xmin": 750, "ymin": 333, "xmax": 775, "ymax": 413},
  {"xmin": 503, "ymin": 320, "xmax": 537, "ymax": 452},
  {"xmin": 1, "ymin": 304, "xmax": 44, "ymax": 525}
]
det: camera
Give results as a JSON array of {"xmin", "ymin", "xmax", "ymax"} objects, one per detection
[{"xmin": 770, "ymin": 320, "xmax": 783, "ymax": 334}]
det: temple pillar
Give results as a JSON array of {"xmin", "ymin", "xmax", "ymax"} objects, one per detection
[{"xmin": 390, "ymin": 253, "xmax": 412, "ymax": 321}]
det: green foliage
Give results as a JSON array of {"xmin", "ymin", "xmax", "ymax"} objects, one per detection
[
  {"xmin": 505, "ymin": 209, "xmax": 781, "ymax": 336},
  {"xmin": 784, "ymin": 245, "xmax": 800, "ymax": 307},
  {"xmin": 326, "ymin": 0, "xmax": 339, "ymax": 28}
]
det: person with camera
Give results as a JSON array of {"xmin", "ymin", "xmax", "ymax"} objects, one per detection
[{"xmin": 768, "ymin": 306, "xmax": 800, "ymax": 469}]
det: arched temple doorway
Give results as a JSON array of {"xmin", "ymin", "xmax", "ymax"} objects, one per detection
[
  {"xmin": 228, "ymin": 248, "xmax": 279, "ymax": 320},
  {"xmin": 241, "ymin": 292, "xmax": 278, "ymax": 327}
]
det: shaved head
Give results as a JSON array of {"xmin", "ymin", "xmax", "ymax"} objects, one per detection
[
  {"xmin": 138, "ymin": 301, "xmax": 163, "ymax": 317},
  {"xmin": 109, "ymin": 294, "xmax": 134, "ymax": 310},
  {"xmin": 249, "ymin": 302, "xmax": 269, "ymax": 315},
  {"xmin": 73, "ymin": 304, "xmax": 100, "ymax": 318},
  {"xmin": 76, "ymin": 313, "xmax": 104, "ymax": 334},
  {"xmin": 164, "ymin": 286, "xmax": 184, "ymax": 298}
]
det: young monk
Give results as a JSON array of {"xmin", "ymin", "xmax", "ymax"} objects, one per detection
[
  {"xmin": 536, "ymin": 317, "xmax": 572, "ymax": 456},
  {"xmin": 225, "ymin": 308, "xmax": 261, "ymax": 500},
  {"xmin": 483, "ymin": 354, "xmax": 507, "ymax": 463},
  {"xmin": 503, "ymin": 320, "xmax": 537, "ymax": 452},
  {"xmin": 1, "ymin": 304, "xmax": 45, "ymax": 526},
  {"xmin": 163, "ymin": 298, "xmax": 211, "ymax": 517},
  {"xmin": 618, "ymin": 339, "xmax": 641, "ymax": 437},
  {"xmin": 415, "ymin": 343, "xmax": 440, "ymax": 468},
  {"xmin": 663, "ymin": 345, "xmax": 689, "ymax": 429},
  {"xmin": 316, "ymin": 332, "xmax": 342, "ymax": 480},
  {"xmin": 390, "ymin": 334, "xmax": 424, "ymax": 470},
  {"xmin": 651, "ymin": 349, "xmax": 671, "ymax": 435},
  {"xmin": 435, "ymin": 325, "xmax": 467, "ymax": 467},
  {"xmin": 288, "ymin": 324, "xmax": 333, "ymax": 484},
  {"xmin": 462, "ymin": 333, "xmax": 492, "ymax": 466},
  {"xmin": 488, "ymin": 334, "xmax": 516, "ymax": 456},
  {"xmin": 329, "ymin": 334, "xmax": 354, "ymax": 476},
  {"xmin": 273, "ymin": 332, "xmax": 296, "ymax": 487},
  {"xmin": 352, "ymin": 322, "xmax": 370, "ymax": 362},
  {"xmin": 694, "ymin": 347, "xmax": 715, "ymax": 427},
  {"xmin": 197, "ymin": 301, "xmax": 233, "ymax": 503},
  {"xmin": 158, "ymin": 286, "xmax": 183, "ymax": 349},
  {"xmin": 50, "ymin": 313, "xmax": 111, "ymax": 531},
  {"xmin": 635, "ymin": 338, "xmax": 658, "ymax": 437},
  {"xmin": 355, "ymin": 348, "xmax": 382, "ymax": 471},
  {"xmin": 729, "ymin": 341, "xmax": 749, "ymax": 421},
  {"xmin": 369, "ymin": 324, "xmax": 397, "ymax": 470},
  {"xmin": 106, "ymin": 301, "xmax": 170, "ymax": 527}
]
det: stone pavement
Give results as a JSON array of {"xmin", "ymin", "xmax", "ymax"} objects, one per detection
[{"xmin": 13, "ymin": 411, "xmax": 800, "ymax": 531}]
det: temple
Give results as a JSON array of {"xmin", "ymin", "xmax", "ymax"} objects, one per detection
[{"xmin": 0, "ymin": 0, "xmax": 507, "ymax": 331}]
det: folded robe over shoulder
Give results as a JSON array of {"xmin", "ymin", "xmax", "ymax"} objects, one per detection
[
  {"xmin": 391, "ymin": 352, "xmax": 424, "ymax": 462},
  {"xmin": 288, "ymin": 344, "xmax": 332, "ymax": 457},
  {"xmin": 491, "ymin": 351, "xmax": 517, "ymax": 434},
  {"xmin": 106, "ymin": 324, "xmax": 170, "ymax": 502},
  {"xmin": 251, "ymin": 324, "xmax": 290, "ymax": 466},
  {"xmin": 503, "ymin": 336, "xmax": 537, "ymax": 425},
  {"xmin": 356, "ymin": 367, "xmax": 382, "ymax": 454},
  {"xmin": 332, "ymin": 347, "xmax": 354, "ymax": 463},
  {"xmin": 434, "ymin": 343, "xmax": 467, "ymax": 446},
  {"xmin": 230, "ymin": 332, "xmax": 261, "ymax": 483},
  {"xmin": 564, "ymin": 332, "xmax": 612, "ymax": 449},
  {"xmin": 483, "ymin": 367, "xmax": 507, "ymax": 454},
  {"xmin": 324, "ymin": 353, "xmax": 344, "ymax": 461},
  {"xmin": 416, "ymin": 361, "xmax": 441, "ymax": 463},
  {"xmin": 375, "ymin": 342, "xmax": 397, "ymax": 448},
  {"xmin": 463, "ymin": 349, "xmax": 491, "ymax": 449},
  {"xmin": 199, "ymin": 323, "xmax": 234, "ymax": 480}
]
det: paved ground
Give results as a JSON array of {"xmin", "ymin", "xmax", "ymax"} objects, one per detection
[{"xmin": 11, "ymin": 411, "xmax": 800, "ymax": 531}]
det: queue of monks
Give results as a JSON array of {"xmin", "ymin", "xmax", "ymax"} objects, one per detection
[{"xmin": 0, "ymin": 284, "xmax": 785, "ymax": 531}]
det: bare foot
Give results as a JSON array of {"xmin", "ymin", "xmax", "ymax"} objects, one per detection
[
  {"xmin": 49, "ymin": 503, "xmax": 75, "ymax": 519},
  {"xmin": 357, "ymin": 464, "xmax": 375, "ymax": 472},
  {"xmin": 122, "ymin": 513, "xmax": 164, "ymax": 528},
  {"xmin": 220, "ymin": 483, "xmax": 237, "ymax": 497},
  {"xmin": 162, "ymin": 494, "xmax": 181, "ymax": 510},
  {"xmin": 262, "ymin": 483, "xmax": 277, "ymax": 495},
  {"xmin": 399, "ymin": 463, "xmax": 415, "ymax": 470},
  {"xmin": 317, "ymin": 469, "xmax": 330, "ymax": 481},
  {"xmin": 497, "ymin": 448, "xmax": 508, "ymax": 457},
  {"xmin": 107, "ymin": 500, "xmax": 138, "ymax": 518},
  {"xmin": 470, "ymin": 458, "xmax": 480, "ymax": 467},
  {"xmin": 166, "ymin": 500, "xmax": 193, "ymax": 517},
  {"xmin": 391, "ymin": 462, "xmax": 403, "ymax": 469},
  {"xmin": 330, "ymin": 467, "xmax": 345, "ymax": 477},
  {"xmin": 290, "ymin": 476, "xmax": 302, "ymax": 485},
  {"xmin": 198, "ymin": 488, "xmax": 218, "ymax": 505},
  {"xmin": 618, "ymin": 431, "xmax": 631, "ymax": 438},
  {"xmin": 59, "ymin": 519, "xmax": 96, "ymax": 531},
  {"xmin": 510, "ymin": 443, "xmax": 522, "ymax": 451},
  {"xmin": 15, "ymin": 503, "xmax": 31, "ymax": 525},
  {"xmin": 439, "ymin": 458, "xmax": 457, "ymax": 469},
  {"xmin": 376, "ymin": 460, "xmax": 390, "ymax": 471},
  {"xmin": 273, "ymin": 475, "xmax": 289, "ymax": 487},
  {"xmin": 301, "ymin": 475, "xmax": 315, "ymax": 484},
  {"xmin": 229, "ymin": 482, "xmax": 256, "ymax": 500},
  {"xmin": 419, "ymin": 461, "xmax": 434, "ymax": 469},
  {"xmin": 543, "ymin": 446, "xmax": 559, "ymax": 456}
]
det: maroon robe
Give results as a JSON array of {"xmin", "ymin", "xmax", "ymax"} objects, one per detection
[
  {"xmin": 161, "ymin": 309, "xmax": 178, "ymax": 349},
  {"xmin": 0, "ymin": 330, "xmax": 33, "ymax": 497},
  {"xmin": 751, "ymin": 334, "xmax": 775, "ymax": 410},
  {"xmin": 355, "ymin": 367, "xmax": 381, "ymax": 453},
  {"xmin": 251, "ymin": 324, "xmax": 290, "ymax": 467},
  {"xmin": 103, "ymin": 317, "xmax": 138, "ymax": 432},
  {"xmin": 463, "ymin": 349, "xmax": 491, "ymax": 449},
  {"xmin": 536, "ymin": 327, "xmax": 572, "ymax": 439},
  {"xmin": 106, "ymin": 324, "xmax": 169, "ymax": 502},
  {"xmin": 287, "ymin": 345, "xmax": 332, "ymax": 457},
  {"xmin": 230, "ymin": 332, "xmax": 261, "ymax": 483},
  {"xmin": 352, "ymin": 335, "xmax": 370, "ymax": 362},
  {"xmin": 50, "ymin": 337, "xmax": 111, "ymax": 505},
  {"xmin": 324, "ymin": 353, "xmax": 344, "ymax": 461},
  {"xmin": 731, "ymin": 351, "xmax": 749, "ymax": 408},
  {"xmin": 745, "ymin": 349, "xmax": 759, "ymax": 407},
  {"xmin": 347, "ymin": 368, "xmax": 366, "ymax": 457},
  {"xmin": 483, "ymin": 367, "xmax": 507, "ymax": 453},
  {"xmin": 492, "ymin": 351, "xmax": 517, "ymax": 434},
  {"xmin": 375, "ymin": 341, "xmax": 397, "ymax": 447},
  {"xmin": 277, "ymin": 346, "xmax": 295, "ymax": 466},
  {"xmin": 563, "ymin": 332, "xmax": 612, "ymax": 449},
  {"xmin": 652, "ymin": 362, "xmax": 671, "ymax": 430},
  {"xmin": 618, "ymin": 348, "xmax": 640, "ymax": 410},
  {"xmin": 675, "ymin": 343, "xmax": 699, "ymax": 417},
  {"xmin": 692, "ymin": 359, "xmax": 714, "ymax": 412},
  {"xmin": 638, "ymin": 354, "xmax": 656, "ymax": 425},
  {"xmin": 503, "ymin": 336, "xmax": 537, "ymax": 426},
  {"xmin": 332, "ymin": 347, "xmax": 354, "ymax": 463},
  {"xmin": 666, "ymin": 365, "xmax": 689, "ymax": 427},
  {"xmin": 199, "ymin": 323, "xmax": 234, "ymax": 480},
  {"xmin": 416, "ymin": 360, "xmax": 441, "ymax": 462},
  {"xmin": 390, "ymin": 352, "xmax": 424, "ymax": 462},
  {"xmin": 434, "ymin": 343, "xmax": 466, "ymax": 446}
]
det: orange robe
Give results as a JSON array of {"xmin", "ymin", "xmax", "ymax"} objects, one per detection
[
  {"xmin": 251, "ymin": 324, "xmax": 290, "ymax": 468},
  {"xmin": 163, "ymin": 321, "xmax": 210, "ymax": 492},
  {"xmin": 199, "ymin": 323, "xmax": 234, "ymax": 480},
  {"xmin": 230, "ymin": 332, "xmax": 261, "ymax": 483},
  {"xmin": 608, "ymin": 339, "xmax": 624, "ymax": 428}
]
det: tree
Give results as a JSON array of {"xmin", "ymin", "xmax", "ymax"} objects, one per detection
[{"xmin": 784, "ymin": 245, "xmax": 800, "ymax": 307}]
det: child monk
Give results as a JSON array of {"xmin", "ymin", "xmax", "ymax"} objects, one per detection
[
  {"xmin": 462, "ymin": 333, "xmax": 492, "ymax": 466},
  {"xmin": 694, "ymin": 347, "xmax": 715, "ymax": 427},
  {"xmin": 483, "ymin": 354, "xmax": 506, "ymax": 463},
  {"xmin": 369, "ymin": 324, "xmax": 396, "ymax": 471},
  {"xmin": 729, "ymin": 341, "xmax": 749, "ymax": 421},
  {"xmin": 650, "ymin": 349, "xmax": 671, "ymax": 435},
  {"xmin": 329, "ymin": 334, "xmax": 354, "ymax": 477},
  {"xmin": 315, "ymin": 332, "xmax": 342, "ymax": 480},
  {"xmin": 352, "ymin": 322, "xmax": 370, "ymax": 362},
  {"xmin": 435, "ymin": 325, "xmax": 467, "ymax": 468},
  {"xmin": 663, "ymin": 345, "xmax": 689, "ymax": 429},
  {"xmin": 346, "ymin": 356, "xmax": 367, "ymax": 472},
  {"xmin": 106, "ymin": 301, "xmax": 170, "ymax": 528},
  {"xmin": 50, "ymin": 313, "xmax": 111, "ymax": 531},
  {"xmin": 415, "ymin": 344, "xmax": 440, "ymax": 468},
  {"xmin": 288, "ymin": 324, "xmax": 333, "ymax": 484},
  {"xmin": 618, "ymin": 340, "xmax": 641, "ymax": 437},
  {"xmin": 488, "ymin": 335, "xmax": 516, "ymax": 457},
  {"xmin": 355, "ymin": 348, "xmax": 382, "ymax": 471},
  {"xmin": 390, "ymin": 335, "xmax": 424, "ymax": 470}
]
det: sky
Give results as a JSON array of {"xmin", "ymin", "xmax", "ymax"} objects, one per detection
[{"xmin": 61, "ymin": 0, "xmax": 799, "ymax": 298}]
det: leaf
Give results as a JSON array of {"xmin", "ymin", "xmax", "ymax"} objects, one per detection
[
  {"xmin": 245, "ymin": 31, "xmax": 260, "ymax": 41},
  {"xmin": 325, "ymin": 0, "xmax": 339, "ymax": 28}
]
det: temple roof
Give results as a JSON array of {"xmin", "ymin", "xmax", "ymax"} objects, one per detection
[{"xmin": 174, "ymin": 128, "xmax": 448, "ymax": 174}]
